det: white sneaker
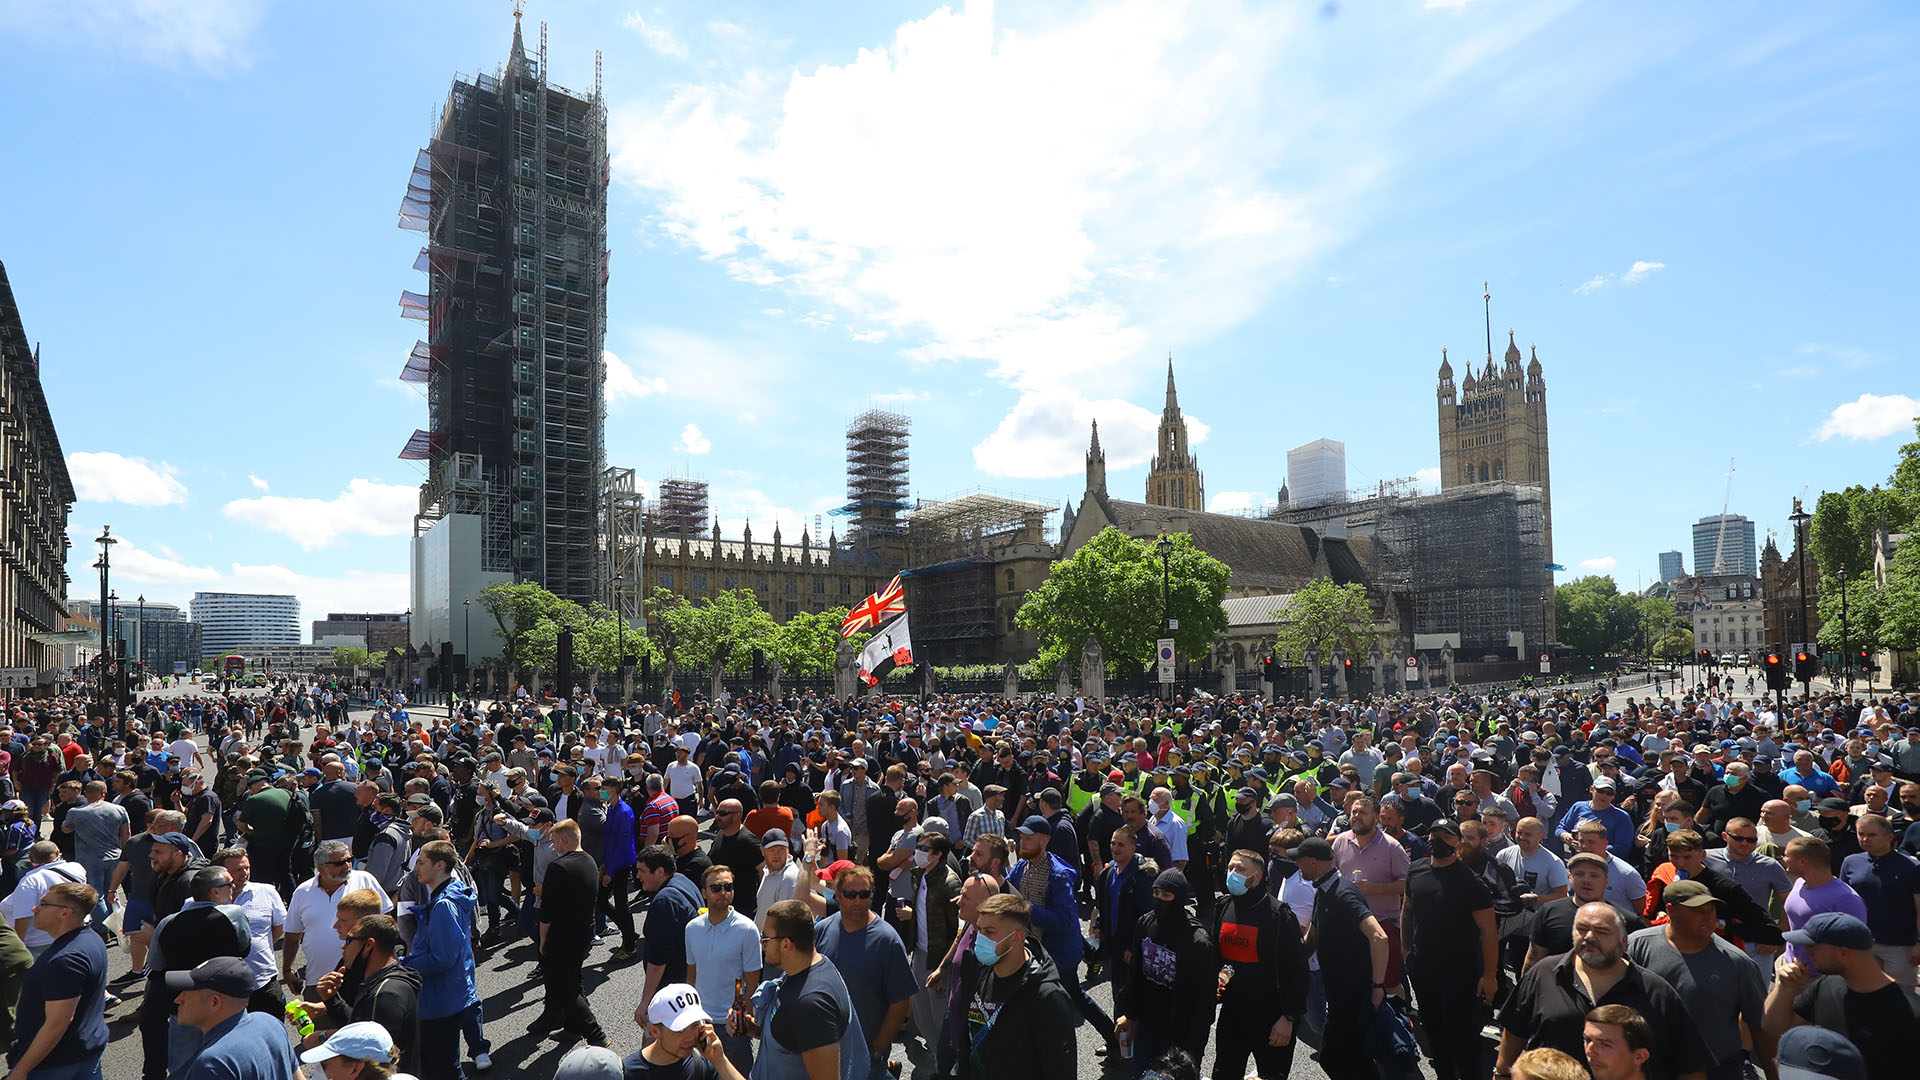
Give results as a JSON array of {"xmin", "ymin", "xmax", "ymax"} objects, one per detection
[{"xmin": 474, "ymin": 1052, "xmax": 492, "ymax": 1070}]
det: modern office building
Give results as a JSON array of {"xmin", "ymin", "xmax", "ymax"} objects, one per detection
[
  {"xmin": 1692, "ymin": 514, "xmax": 1756, "ymax": 578},
  {"xmin": 0, "ymin": 261, "xmax": 76, "ymax": 691},
  {"xmin": 312, "ymin": 613, "xmax": 409, "ymax": 652},
  {"xmin": 74, "ymin": 601, "xmax": 203, "ymax": 672},
  {"xmin": 191, "ymin": 592, "xmax": 299, "ymax": 657},
  {"xmin": 405, "ymin": 14, "xmax": 609, "ymax": 671},
  {"xmin": 1286, "ymin": 438, "xmax": 1347, "ymax": 508},
  {"xmin": 1658, "ymin": 550, "xmax": 1684, "ymax": 583}
]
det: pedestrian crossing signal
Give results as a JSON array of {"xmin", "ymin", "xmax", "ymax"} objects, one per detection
[
  {"xmin": 1763, "ymin": 652, "xmax": 1789, "ymax": 691},
  {"xmin": 1793, "ymin": 651, "xmax": 1817, "ymax": 682}
]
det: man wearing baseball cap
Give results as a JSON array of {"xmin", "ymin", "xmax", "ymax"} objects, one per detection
[
  {"xmin": 1625, "ymin": 879, "xmax": 1766, "ymax": 1079},
  {"xmin": 167, "ymin": 956, "xmax": 298, "ymax": 1080},
  {"xmin": 623, "ymin": 983, "xmax": 747, "ymax": 1080},
  {"xmin": 1765, "ymin": 913, "xmax": 1917, "ymax": 1079}
]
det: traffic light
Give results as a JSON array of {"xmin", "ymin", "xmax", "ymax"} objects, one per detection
[
  {"xmin": 1859, "ymin": 649, "xmax": 1870, "ymax": 670},
  {"xmin": 1262, "ymin": 657, "xmax": 1277, "ymax": 678},
  {"xmin": 1342, "ymin": 657, "xmax": 1352, "ymax": 669},
  {"xmin": 1794, "ymin": 650, "xmax": 1818, "ymax": 682},
  {"xmin": 1699, "ymin": 649, "xmax": 1712, "ymax": 666},
  {"xmin": 1763, "ymin": 651, "xmax": 1789, "ymax": 691}
]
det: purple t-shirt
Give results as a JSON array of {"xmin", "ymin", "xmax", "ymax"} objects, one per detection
[{"xmin": 1784, "ymin": 876, "xmax": 1870, "ymax": 964}]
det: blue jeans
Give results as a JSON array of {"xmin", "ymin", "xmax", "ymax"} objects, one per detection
[
  {"xmin": 462, "ymin": 999, "xmax": 491, "ymax": 1056},
  {"xmin": 474, "ymin": 867, "xmax": 519, "ymax": 930},
  {"xmin": 83, "ymin": 862, "xmax": 114, "ymax": 933},
  {"xmin": 25, "ymin": 1054, "xmax": 103, "ymax": 1080}
]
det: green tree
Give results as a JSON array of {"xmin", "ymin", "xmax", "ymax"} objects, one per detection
[
  {"xmin": 1270, "ymin": 579, "xmax": 1374, "ymax": 663},
  {"xmin": 330, "ymin": 646, "xmax": 370, "ymax": 669},
  {"xmin": 1631, "ymin": 595, "xmax": 1686, "ymax": 656},
  {"xmin": 770, "ymin": 607, "xmax": 867, "ymax": 679},
  {"xmin": 1649, "ymin": 626, "xmax": 1694, "ymax": 659},
  {"xmin": 477, "ymin": 582, "xmax": 572, "ymax": 676},
  {"xmin": 1014, "ymin": 527, "xmax": 1230, "ymax": 675},
  {"xmin": 1816, "ymin": 571, "xmax": 1886, "ymax": 659},
  {"xmin": 646, "ymin": 587, "xmax": 780, "ymax": 675}
]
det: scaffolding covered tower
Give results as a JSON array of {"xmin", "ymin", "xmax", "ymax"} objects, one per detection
[
  {"xmin": 845, "ymin": 410, "xmax": 911, "ymax": 537},
  {"xmin": 652, "ymin": 477, "xmax": 709, "ymax": 537}
]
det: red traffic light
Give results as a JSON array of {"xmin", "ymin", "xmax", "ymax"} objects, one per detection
[
  {"xmin": 1795, "ymin": 652, "xmax": 1810, "ymax": 663},
  {"xmin": 1765, "ymin": 653, "xmax": 1780, "ymax": 665},
  {"xmin": 1343, "ymin": 658, "xmax": 1352, "ymax": 667}
]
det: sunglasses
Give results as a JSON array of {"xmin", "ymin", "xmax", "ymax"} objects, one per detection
[
  {"xmin": 838, "ymin": 889, "xmax": 873, "ymax": 900},
  {"xmin": 706, "ymin": 883, "xmax": 735, "ymax": 893},
  {"xmin": 1727, "ymin": 834, "xmax": 1759, "ymax": 843}
]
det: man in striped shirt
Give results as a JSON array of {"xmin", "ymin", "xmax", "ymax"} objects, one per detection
[
  {"xmin": 962, "ymin": 785, "xmax": 1007, "ymax": 856},
  {"xmin": 638, "ymin": 775, "xmax": 679, "ymax": 851}
]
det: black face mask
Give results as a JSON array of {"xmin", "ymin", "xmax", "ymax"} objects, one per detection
[
  {"xmin": 1429, "ymin": 837, "xmax": 1456, "ymax": 860},
  {"xmin": 1820, "ymin": 817, "xmax": 1846, "ymax": 831},
  {"xmin": 1154, "ymin": 897, "xmax": 1183, "ymax": 923}
]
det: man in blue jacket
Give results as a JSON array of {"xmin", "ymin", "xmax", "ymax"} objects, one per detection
[
  {"xmin": 1009, "ymin": 815, "xmax": 1115, "ymax": 1044},
  {"xmin": 404, "ymin": 840, "xmax": 480, "ymax": 1080},
  {"xmin": 598, "ymin": 777, "xmax": 639, "ymax": 960}
]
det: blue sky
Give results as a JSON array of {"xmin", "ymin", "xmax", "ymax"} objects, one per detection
[{"xmin": 5, "ymin": 0, "xmax": 1916, "ymax": 633}]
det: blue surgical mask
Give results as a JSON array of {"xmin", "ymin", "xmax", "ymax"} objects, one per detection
[
  {"xmin": 823, "ymin": 886, "xmax": 835, "ymax": 903},
  {"xmin": 1226, "ymin": 871, "xmax": 1250, "ymax": 896},
  {"xmin": 972, "ymin": 932, "xmax": 1005, "ymax": 966},
  {"xmin": 1663, "ymin": 821, "xmax": 1682, "ymax": 833},
  {"xmin": 1796, "ymin": 799, "xmax": 1812, "ymax": 812}
]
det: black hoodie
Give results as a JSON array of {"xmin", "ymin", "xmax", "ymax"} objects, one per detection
[
  {"xmin": 322, "ymin": 959, "xmax": 422, "ymax": 1075},
  {"xmin": 965, "ymin": 943, "xmax": 1077, "ymax": 1080}
]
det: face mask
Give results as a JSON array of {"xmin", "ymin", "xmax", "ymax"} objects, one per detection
[
  {"xmin": 599, "ymin": 790, "xmax": 612, "ymax": 803},
  {"xmin": 1663, "ymin": 821, "xmax": 1682, "ymax": 833},
  {"xmin": 1820, "ymin": 818, "xmax": 1845, "ymax": 831},
  {"xmin": 1154, "ymin": 897, "xmax": 1183, "ymax": 921},
  {"xmin": 972, "ymin": 932, "xmax": 1006, "ymax": 966},
  {"xmin": 912, "ymin": 850, "xmax": 931, "ymax": 869},
  {"xmin": 1796, "ymin": 799, "xmax": 1812, "ymax": 812},
  {"xmin": 1726, "ymin": 774, "xmax": 1744, "ymax": 788},
  {"xmin": 1226, "ymin": 871, "xmax": 1250, "ymax": 896},
  {"xmin": 822, "ymin": 886, "xmax": 835, "ymax": 903},
  {"xmin": 1429, "ymin": 837, "xmax": 1456, "ymax": 860}
]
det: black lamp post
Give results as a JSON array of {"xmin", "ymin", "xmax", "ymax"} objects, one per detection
[
  {"xmin": 1838, "ymin": 566, "xmax": 1850, "ymax": 695},
  {"xmin": 93, "ymin": 527, "xmax": 115, "ymax": 718},
  {"xmin": 1156, "ymin": 533, "xmax": 1173, "ymax": 699},
  {"xmin": 135, "ymin": 594, "xmax": 145, "ymax": 691},
  {"xmin": 463, "ymin": 598, "xmax": 474, "ymax": 696},
  {"xmin": 1788, "ymin": 500, "xmax": 1812, "ymax": 658}
]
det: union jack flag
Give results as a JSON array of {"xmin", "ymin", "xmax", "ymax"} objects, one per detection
[{"xmin": 841, "ymin": 574, "xmax": 906, "ymax": 638}]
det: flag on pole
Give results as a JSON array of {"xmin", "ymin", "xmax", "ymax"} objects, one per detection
[
  {"xmin": 840, "ymin": 575, "xmax": 906, "ymax": 638},
  {"xmin": 857, "ymin": 614, "xmax": 914, "ymax": 687}
]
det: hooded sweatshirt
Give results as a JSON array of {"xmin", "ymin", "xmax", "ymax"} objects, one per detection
[
  {"xmin": 1121, "ymin": 869, "xmax": 1217, "ymax": 1057},
  {"xmin": 966, "ymin": 942, "xmax": 1077, "ymax": 1080},
  {"xmin": 323, "ymin": 959, "xmax": 421, "ymax": 1075},
  {"xmin": 403, "ymin": 876, "xmax": 479, "ymax": 1019}
]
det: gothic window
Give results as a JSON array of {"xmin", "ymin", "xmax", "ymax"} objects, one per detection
[
  {"xmin": 812, "ymin": 579, "xmax": 825, "ymax": 594},
  {"xmin": 786, "ymin": 579, "xmax": 797, "ymax": 594},
  {"xmin": 756, "ymin": 576, "xmax": 768, "ymax": 592},
  {"xmin": 691, "ymin": 573, "xmax": 706, "ymax": 591},
  {"xmin": 1005, "ymin": 569, "xmax": 1016, "ymax": 591},
  {"xmin": 1493, "ymin": 462, "xmax": 1504, "ymax": 481},
  {"xmin": 724, "ymin": 575, "xmax": 738, "ymax": 589},
  {"xmin": 659, "ymin": 571, "xmax": 674, "ymax": 589},
  {"xmin": 840, "ymin": 581, "xmax": 852, "ymax": 595},
  {"xmin": 785, "ymin": 602, "xmax": 798, "ymax": 618}
]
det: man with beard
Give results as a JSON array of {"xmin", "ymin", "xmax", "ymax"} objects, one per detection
[
  {"xmin": 1400, "ymin": 819, "xmax": 1498, "ymax": 1080},
  {"xmin": 309, "ymin": 914, "xmax": 421, "ymax": 1074},
  {"xmin": 1497, "ymin": 902, "xmax": 1711, "ymax": 1080},
  {"xmin": 1090, "ymin": 825, "xmax": 1156, "ymax": 1014}
]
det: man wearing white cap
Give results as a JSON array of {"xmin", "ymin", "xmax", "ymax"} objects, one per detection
[
  {"xmin": 622, "ymin": 983, "xmax": 746, "ymax": 1080},
  {"xmin": 299, "ymin": 1021, "xmax": 398, "ymax": 1080}
]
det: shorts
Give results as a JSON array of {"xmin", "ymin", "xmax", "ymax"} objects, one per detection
[{"xmin": 123, "ymin": 895, "xmax": 156, "ymax": 932}]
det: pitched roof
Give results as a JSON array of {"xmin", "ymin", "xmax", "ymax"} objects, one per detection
[{"xmin": 1099, "ymin": 497, "xmax": 1374, "ymax": 592}]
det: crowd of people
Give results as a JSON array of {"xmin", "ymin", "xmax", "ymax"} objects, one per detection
[{"xmin": 0, "ymin": 670, "xmax": 1915, "ymax": 1080}]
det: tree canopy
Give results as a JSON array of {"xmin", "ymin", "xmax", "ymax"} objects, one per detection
[
  {"xmin": 1015, "ymin": 527, "xmax": 1230, "ymax": 674},
  {"xmin": 1553, "ymin": 576, "xmax": 1684, "ymax": 656},
  {"xmin": 1270, "ymin": 579, "xmax": 1374, "ymax": 663},
  {"xmin": 1808, "ymin": 418, "xmax": 1920, "ymax": 656}
]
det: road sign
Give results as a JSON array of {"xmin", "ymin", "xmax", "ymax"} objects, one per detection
[
  {"xmin": 1405, "ymin": 656, "xmax": 1418, "ymax": 669},
  {"xmin": 1157, "ymin": 639, "xmax": 1176, "ymax": 684},
  {"xmin": 1539, "ymin": 653, "xmax": 1551, "ymax": 674},
  {"xmin": 0, "ymin": 668, "xmax": 37, "ymax": 689},
  {"xmin": 1167, "ymin": 618, "xmax": 1179, "ymax": 631}
]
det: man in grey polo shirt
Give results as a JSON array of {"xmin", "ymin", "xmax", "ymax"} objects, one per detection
[{"xmin": 62, "ymin": 781, "xmax": 130, "ymax": 940}]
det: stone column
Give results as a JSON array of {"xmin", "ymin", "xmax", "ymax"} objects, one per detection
[
  {"xmin": 834, "ymin": 639, "xmax": 856, "ymax": 701},
  {"xmin": 1305, "ymin": 647, "xmax": 1321, "ymax": 698},
  {"xmin": 1441, "ymin": 644, "xmax": 1456, "ymax": 686},
  {"xmin": 1370, "ymin": 644, "xmax": 1385, "ymax": 696},
  {"xmin": 1003, "ymin": 661, "xmax": 1020, "ymax": 702},
  {"xmin": 710, "ymin": 655, "xmax": 726, "ymax": 702},
  {"xmin": 1215, "ymin": 642, "xmax": 1235, "ymax": 697},
  {"xmin": 1081, "ymin": 638, "xmax": 1106, "ymax": 704},
  {"xmin": 1056, "ymin": 654, "xmax": 1074, "ymax": 700},
  {"xmin": 767, "ymin": 654, "xmax": 783, "ymax": 699},
  {"xmin": 1331, "ymin": 648, "xmax": 1348, "ymax": 699}
]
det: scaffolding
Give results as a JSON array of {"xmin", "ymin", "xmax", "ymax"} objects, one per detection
[
  {"xmin": 600, "ymin": 466, "xmax": 645, "ymax": 633},
  {"xmin": 844, "ymin": 410, "xmax": 910, "ymax": 537},
  {"xmin": 1371, "ymin": 482, "xmax": 1550, "ymax": 654},
  {"xmin": 904, "ymin": 490, "xmax": 1054, "ymax": 653},
  {"xmin": 906, "ymin": 490, "xmax": 1054, "ymax": 566},
  {"xmin": 403, "ymin": 14, "xmax": 609, "ymax": 606},
  {"xmin": 652, "ymin": 477, "xmax": 709, "ymax": 536}
]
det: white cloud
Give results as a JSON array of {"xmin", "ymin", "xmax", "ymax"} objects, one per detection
[
  {"xmin": 69, "ymin": 526, "xmax": 409, "ymax": 626},
  {"xmin": 604, "ymin": 349, "xmax": 668, "ymax": 404},
  {"xmin": 871, "ymin": 389, "xmax": 929, "ymax": 406},
  {"xmin": 0, "ymin": 0, "xmax": 264, "ymax": 71},
  {"xmin": 247, "ymin": 474, "xmax": 270, "ymax": 493},
  {"xmin": 622, "ymin": 13, "xmax": 687, "ymax": 58},
  {"xmin": 972, "ymin": 390, "xmax": 1207, "ymax": 479},
  {"xmin": 1814, "ymin": 394, "xmax": 1919, "ymax": 442},
  {"xmin": 676, "ymin": 424, "xmax": 712, "ymax": 455},
  {"xmin": 1414, "ymin": 467, "xmax": 1442, "ymax": 490},
  {"xmin": 1574, "ymin": 260, "xmax": 1666, "ymax": 294},
  {"xmin": 1208, "ymin": 491, "xmax": 1261, "ymax": 514},
  {"xmin": 1578, "ymin": 556, "xmax": 1618, "ymax": 571},
  {"xmin": 67, "ymin": 452, "xmax": 189, "ymax": 506},
  {"xmin": 221, "ymin": 479, "xmax": 418, "ymax": 551}
]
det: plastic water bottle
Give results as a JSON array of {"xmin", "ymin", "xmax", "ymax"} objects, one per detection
[{"xmin": 284, "ymin": 999, "xmax": 316, "ymax": 1038}]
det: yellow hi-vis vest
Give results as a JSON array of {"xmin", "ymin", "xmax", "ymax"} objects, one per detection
[{"xmin": 1067, "ymin": 775, "xmax": 1102, "ymax": 815}]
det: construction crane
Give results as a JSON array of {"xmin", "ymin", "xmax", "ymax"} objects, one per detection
[{"xmin": 1711, "ymin": 457, "xmax": 1736, "ymax": 574}]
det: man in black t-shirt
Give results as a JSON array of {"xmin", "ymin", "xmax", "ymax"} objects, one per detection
[
  {"xmin": 1766, "ymin": 912, "xmax": 1918, "ymax": 1080},
  {"xmin": 1527, "ymin": 853, "xmax": 1647, "ymax": 967},
  {"xmin": 533, "ymin": 819, "xmax": 606, "ymax": 1046},
  {"xmin": 734, "ymin": 900, "xmax": 867, "ymax": 1078},
  {"xmin": 1401, "ymin": 818, "xmax": 1497, "ymax": 1080}
]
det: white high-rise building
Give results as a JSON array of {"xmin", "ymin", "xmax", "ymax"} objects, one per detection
[
  {"xmin": 1286, "ymin": 438, "xmax": 1347, "ymax": 508},
  {"xmin": 191, "ymin": 592, "xmax": 300, "ymax": 657}
]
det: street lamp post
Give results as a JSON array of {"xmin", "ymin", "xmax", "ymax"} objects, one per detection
[
  {"xmin": 93, "ymin": 527, "xmax": 115, "ymax": 720},
  {"xmin": 1838, "ymin": 566, "xmax": 1850, "ymax": 696},
  {"xmin": 107, "ymin": 590, "xmax": 122, "ymax": 713},
  {"xmin": 462, "ymin": 598, "xmax": 473, "ymax": 697},
  {"xmin": 1156, "ymin": 534, "xmax": 1173, "ymax": 700},
  {"xmin": 1788, "ymin": 499, "xmax": 1811, "ymax": 662},
  {"xmin": 135, "ymin": 594, "xmax": 145, "ymax": 692}
]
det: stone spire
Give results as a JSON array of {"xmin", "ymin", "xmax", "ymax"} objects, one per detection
[
  {"xmin": 509, "ymin": 5, "xmax": 528, "ymax": 70},
  {"xmin": 1086, "ymin": 420, "xmax": 1107, "ymax": 496},
  {"xmin": 1146, "ymin": 356, "xmax": 1204, "ymax": 511},
  {"xmin": 1437, "ymin": 347, "xmax": 1453, "ymax": 379},
  {"xmin": 1163, "ymin": 354, "xmax": 1179, "ymax": 417}
]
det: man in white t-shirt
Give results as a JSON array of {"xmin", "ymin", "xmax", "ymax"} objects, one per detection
[
  {"xmin": 6, "ymin": 842, "xmax": 91, "ymax": 955},
  {"xmin": 665, "ymin": 746, "xmax": 702, "ymax": 815},
  {"xmin": 282, "ymin": 840, "xmax": 392, "ymax": 989}
]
